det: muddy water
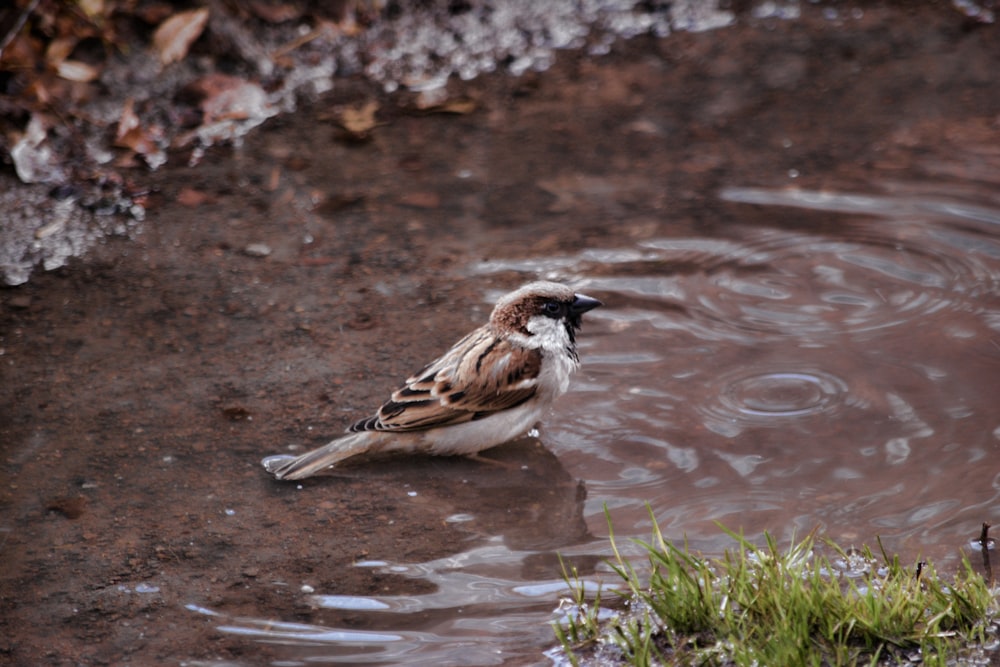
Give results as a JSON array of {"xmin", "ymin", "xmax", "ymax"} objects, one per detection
[
  {"xmin": 3, "ymin": 5, "xmax": 1000, "ymax": 667},
  {"xmin": 201, "ymin": 45, "xmax": 1000, "ymax": 667},
  {"xmin": 206, "ymin": 195, "xmax": 1000, "ymax": 664},
  {"xmin": 543, "ymin": 188, "xmax": 1000, "ymax": 554}
]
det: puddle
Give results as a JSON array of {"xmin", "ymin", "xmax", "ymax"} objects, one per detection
[
  {"xmin": 185, "ymin": 184, "xmax": 1000, "ymax": 664},
  {"xmin": 3, "ymin": 3, "xmax": 999, "ymax": 666},
  {"xmin": 541, "ymin": 187, "xmax": 1000, "ymax": 551}
]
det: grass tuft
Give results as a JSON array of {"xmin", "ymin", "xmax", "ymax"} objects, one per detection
[{"xmin": 552, "ymin": 508, "xmax": 999, "ymax": 666}]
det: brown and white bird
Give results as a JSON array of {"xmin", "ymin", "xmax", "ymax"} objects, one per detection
[{"xmin": 261, "ymin": 281, "xmax": 602, "ymax": 480}]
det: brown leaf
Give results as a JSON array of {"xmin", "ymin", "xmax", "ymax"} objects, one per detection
[
  {"xmin": 413, "ymin": 87, "xmax": 478, "ymax": 114},
  {"xmin": 56, "ymin": 60, "xmax": 99, "ymax": 83},
  {"xmin": 0, "ymin": 30, "xmax": 41, "ymax": 70},
  {"xmin": 78, "ymin": 0, "xmax": 106, "ymax": 19},
  {"xmin": 338, "ymin": 100, "xmax": 379, "ymax": 136},
  {"xmin": 114, "ymin": 98, "xmax": 165, "ymax": 163},
  {"xmin": 153, "ymin": 7, "xmax": 210, "ymax": 66},
  {"xmin": 177, "ymin": 187, "xmax": 214, "ymax": 207},
  {"xmin": 429, "ymin": 97, "xmax": 477, "ymax": 114},
  {"xmin": 45, "ymin": 36, "xmax": 77, "ymax": 66},
  {"xmin": 114, "ymin": 98, "xmax": 140, "ymax": 141},
  {"xmin": 247, "ymin": 1, "xmax": 303, "ymax": 23},
  {"xmin": 190, "ymin": 73, "xmax": 270, "ymax": 122}
]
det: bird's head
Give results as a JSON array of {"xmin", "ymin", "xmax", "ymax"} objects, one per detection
[{"xmin": 490, "ymin": 281, "xmax": 602, "ymax": 349}]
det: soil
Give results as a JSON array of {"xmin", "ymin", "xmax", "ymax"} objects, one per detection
[{"xmin": 2, "ymin": 4, "xmax": 999, "ymax": 665}]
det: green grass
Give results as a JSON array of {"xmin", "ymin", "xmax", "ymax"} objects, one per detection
[{"xmin": 553, "ymin": 510, "xmax": 998, "ymax": 666}]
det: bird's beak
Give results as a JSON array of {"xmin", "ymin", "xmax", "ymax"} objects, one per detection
[{"xmin": 570, "ymin": 293, "xmax": 602, "ymax": 315}]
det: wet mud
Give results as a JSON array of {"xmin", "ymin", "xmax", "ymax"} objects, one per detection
[{"xmin": 2, "ymin": 4, "xmax": 999, "ymax": 665}]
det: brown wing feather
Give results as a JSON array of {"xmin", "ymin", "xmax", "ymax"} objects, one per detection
[{"xmin": 349, "ymin": 327, "xmax": 542, "ymax": 433}]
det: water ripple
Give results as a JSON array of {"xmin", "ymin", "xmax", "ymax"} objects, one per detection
[
  {"xmin": 718, "ymin": 370, "xmax": 848, "ymax": 420},
  {"xmin": 681, "ymin": 233, "xmax": 995, "ymax": 340},
  {"xmin": 476, "ymin": 188, "xmax": 1000, "ymax": 344},
  {"xmin": 237, "ymin": 185, "xmax": 1000, "ymax": 665}
]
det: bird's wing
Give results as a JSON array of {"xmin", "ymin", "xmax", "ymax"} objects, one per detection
[{"xmin": 349, "ymin": 327, "xmax": 542, "ymax": 433}]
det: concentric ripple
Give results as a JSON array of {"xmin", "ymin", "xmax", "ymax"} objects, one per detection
[
  {"xmin": 720, "ymin": 370, "xmax": 848, "ymax": 419},
  {"xmin": 472, "ymin": 189, "xmax": 1000, "ymax": 345},
  {"xmin": 699, "ymin": 368, "xmax": 849, "ymax": 436},
  {"xmin": 643, "ymin": 230, "xmax": 999, "ymax": 342}
]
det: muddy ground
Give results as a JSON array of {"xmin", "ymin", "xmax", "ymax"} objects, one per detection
[{"xmin": 2, "ymin": 4, "xmax": 999, "ymax": 665}]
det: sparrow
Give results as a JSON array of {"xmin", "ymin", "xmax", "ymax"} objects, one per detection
[{"xmin": 261, "ymin": 281, "xmax": 602, "ymax": 480}]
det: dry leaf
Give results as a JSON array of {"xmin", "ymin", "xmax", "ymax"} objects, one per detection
[
  {"xmin": 78, "ymin": 0, "xmax": 106, "ymax": 18},
  {"xmin": 115, "ymin": 98, "xmax": 140, "ymax": 141},
  {"xmin": 0, "ymin": 30, "xmax": 39, "ymax": 70},
  {"xmin": 339, "ymin": 100, "xmax": 379, "ymax": 136},
  {"xmin": 45, "ymin": 36, "xmax": 77, "ymax": 66},
  {"xmin": 153, "ymin": 8, "xmax": 210, "ymax": 66},
  {"xmin": 56, "ymin": 60, "xmax": 99, "ymax": 82},
  {"xmin": 177, "ymin": 187, "xmax": 213, "ymax": 207},
  {"xmin": 191, "ymin": 73, "xmax": 270, "ymax": 122},
  {"xmin": 247, "ymin": 1, "xmax": 303, "ymax": 23},
  {"xmin": 411, "ymin": 86, "xmax": 477, "ymax": 114},
  {"xmin": 421, "ymin": 97, "xmax": 477, "ymax": 114},
  {"xmin": 114, "ymin": 98, "xmax": 165, "ymax": 165}
]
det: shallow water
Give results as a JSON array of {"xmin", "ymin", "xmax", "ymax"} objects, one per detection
[
  {"xmin": 199, "ymin": 185, "xmax": 1000, "ymax": 664},
  {"xmin": 567, "ymin": 187, "xmax": 999, "ymax": 547}
]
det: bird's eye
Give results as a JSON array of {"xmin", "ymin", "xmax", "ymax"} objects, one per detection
[{"xmin": 541, "ymin": 301, "xmax": 563, "ymax": 317}]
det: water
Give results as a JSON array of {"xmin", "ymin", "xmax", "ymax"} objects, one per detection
[
  {"xmin": 193, "ymin": 185, "xmax": 1000, "ymax": 664},
  {"xmin": 567, "ymin": 189, "xmax": 999, "ymax": 545}
]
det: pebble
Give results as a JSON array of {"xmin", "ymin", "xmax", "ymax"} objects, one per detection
[{"xmin": 243, "ymin": 243, "xmax": 272, "ymax": 257}]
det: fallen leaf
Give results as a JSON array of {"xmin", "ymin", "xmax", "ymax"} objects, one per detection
[
  {"xmin": 433, "ymin": 97, "xmax": 477, "ymax": 114},
  {"xmin": 0, "ymin": 29, "xmax": 39, "ymax": 70},
  {"xmin": 177, "ymin": 187, "xmax": 213, "ymax": 207},
  {"xmin": 153, "ymin": 7, "xmax": 210, "ymax": 66},
  {"xmin": 247, "ymin": 1, "xmax": 303, "ymax": 23},
  {"xmin": 78, "ymin": 0, "xmax": 105, "ymax": 19},
  {"xmin": 191, "ymin": 73, "xmax": 271, "ymax": 122},
  {"xmin": 413, "ymin": 88, "xmax": 478, "ymax": 114},
  {"xmin": 56, "ymin": 60, "xmax": 99, "ymax": 82},
  {"xmin": 115, "ymin": 97, "xmax": 140, "ymax": 140},
  {"xmin": 338, "ymin": 100, "xmax": 379, "ymax": 137},
  {"xmin": 114, "ymin": 98, "xmax": 166, "ymax": 166},
  {"xmin": 45, "ymin": 36, "xmax": 77, "ymax": 66}
]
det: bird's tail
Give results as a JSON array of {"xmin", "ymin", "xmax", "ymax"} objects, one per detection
[{"xmin": 261, "ymin": 432, "xmax": 374, "ymax": 480}]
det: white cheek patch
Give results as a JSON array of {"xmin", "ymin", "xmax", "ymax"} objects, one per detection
[
  {"xmin": 507, "ymin": 331, "xmax": 539, "ymax": 349},
  {"xmin": 526, "ymin": 315, "xmax": 570, "ymax": 350}
]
